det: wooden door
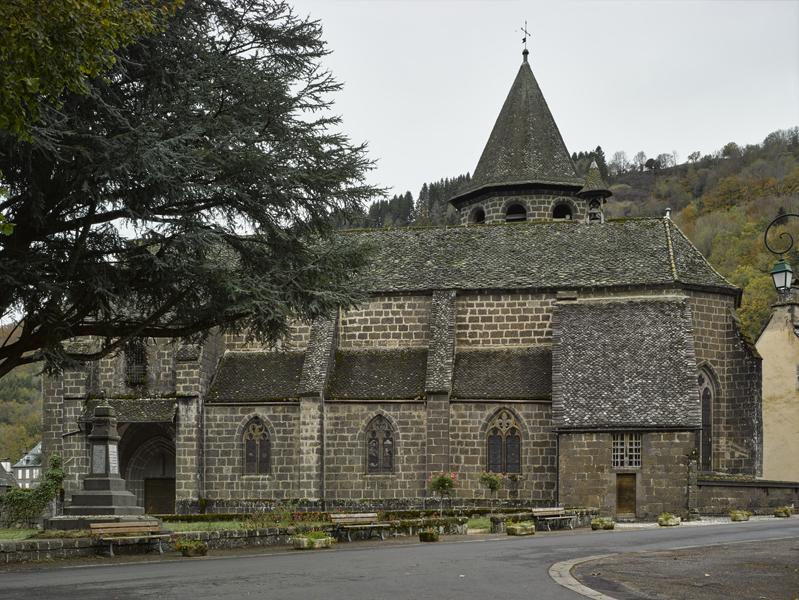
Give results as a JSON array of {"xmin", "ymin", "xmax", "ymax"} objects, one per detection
[
  {"xmin": 145, "ymin": 478, "xmax": 175, "ymax": 514},
  {"xmin": 616, "ymin": 473, "xmax": 636, "ymax": 515}
]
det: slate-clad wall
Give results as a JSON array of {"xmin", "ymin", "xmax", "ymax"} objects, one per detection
[
  {"xmin": 559, "ymin": 431, "xmax": 693, "ymax": 519},
  {"xmin": 457, "ymin": 191, "xmax": 584, "ymax": 225},
  {"xmin": 202, "ymin": 405, "xmax": 300, "ymax": 500},
  {"xmin": 323, "ymin": 403, "xmax": 427, "ymax": 499},
  {"xmin": 456, "ymin": 293, "xmax": 555, "ymax": 346},
  {"xmin": 339, "ymin": 295, "xmax": 431, "ymax": 348},
  {"xmin": 687, "ymin": 291, "xmax": 762, "ymax": 476},
  {"xmin": 449, "ymin": 402, "xmax": 556, "ymax": 502}
]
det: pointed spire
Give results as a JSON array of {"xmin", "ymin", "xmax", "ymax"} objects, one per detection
[
  {"xmin": 577, "ymin": 160, "xmax": 612, "ymax": 200},
  {"xmin": 451, "ymin": 51, "xmax": 583, "ymax": 207}
]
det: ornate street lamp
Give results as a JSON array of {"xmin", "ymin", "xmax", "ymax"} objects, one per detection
[{"xmin": 764, "ymin": 214, "xmax": 798, "ymax": 294}]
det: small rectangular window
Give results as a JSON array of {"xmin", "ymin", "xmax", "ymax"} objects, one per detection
[{"xmin": 612, "ymin": 433, "xmax": 642, "ymax": 469}]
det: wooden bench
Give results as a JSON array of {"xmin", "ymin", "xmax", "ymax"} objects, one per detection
[
  {"xmin": 329, "ymin": 512, "xmax": 390, "ymax": 542},
  {"xmin": 90, "ymin": 521, "xmax": 170, "ymax": 558},
  {"xmin": 530, "ymin": 508, "xmax": 575, "ymax": 531}
]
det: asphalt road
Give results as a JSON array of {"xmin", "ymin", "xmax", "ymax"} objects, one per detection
[{"xmin": 2, "ymin": 520, "xmax": 798, "ymax": 600}]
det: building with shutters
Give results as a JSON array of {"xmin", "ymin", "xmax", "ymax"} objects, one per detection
[{"xmin": 41, "ymin": 50, "xmax": 763, "ymax": 519}]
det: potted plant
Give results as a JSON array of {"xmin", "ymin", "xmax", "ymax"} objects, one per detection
[
  {"xmin": 292, "ymin": 530, "xmax": 334, "ymax": 549},
  {"xmin": 174, "ymin": 538, "xmax": 208, "ymax": 557},
  {"xmin": 658, "ymin": 512, "xmax": 681, "ymax": 527},
  {"xmin": 419, "ymin": 528, "xmax": 439, "ymax": 542},
  {"xmin": 729, "ymin": 510, "xmax": 752, "ymax": 522},
  {"xmin": 774, "ymin": 506, "xmax": 794, "ymax": 518},
  {"xmin": 428, "ymin": 471, "xmax": 458, "ymax": 513},
  {"xmin": 506, "ymin": 520, "xmax": 535, "ymax": 536},
  {"xmin": 591, "ymin": 517, "xmax": 615, "ymax": 531},
  {"xmin": 477, "ymin": 471, "xmax": 504, "ymax": 514}
]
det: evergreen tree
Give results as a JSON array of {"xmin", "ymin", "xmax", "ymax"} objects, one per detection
[{"xmin": 0, "ymin": 0, "xmax": 380, "ymax": 379}]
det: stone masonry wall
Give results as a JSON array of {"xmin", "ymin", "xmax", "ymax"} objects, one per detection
[
  {"xmin": 225, "ymin": 321, "xmax": 311, "ymax": 352},
  {"xmin": 323, "ymin": 403, "xmax": 427, "ymax": 500},
  {"xmin": 457, "ymin": 190, "xmax": 585, "ymax": 225},
  {"xmin": 202, "ymin": 405, "xmax": 300, "ymax": 501},
  {"xmin": 450, "ymin": 402, "xmax": 556, "ymax": 503},
  {"xmin": 456, "ymin": 293, "xmax": 555, "ymax": 346},
  {"xmin": 696, "ymin": 482, "xmax": 799, "ymax": 515},
  {"xmin": 688, "ymin": 291, "xmax": 762, "ymax": 476},
  {"xmin": 559, "ymin": 431, "xmax": 693, "ymax": 519},
  {"xmin": 339, "ymin": 295, "xmax": 431, "ymax": 348}
]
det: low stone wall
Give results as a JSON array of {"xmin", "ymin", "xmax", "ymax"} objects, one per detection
[
  {"xmin": 175, "ymin": 497, "xmax": 552, "ymax": 515},
  {"xmin": 696, "ymin": 480, "xmax": 799, "ymax": 515},
  {"xmin": 0, "ymin": 517, "xmax": 468, "ymax": 564}
]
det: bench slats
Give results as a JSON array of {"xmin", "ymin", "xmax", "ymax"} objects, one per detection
[
  {"xmin": 329, "ymin": 512, "xmax": 389, "ymax": 542},
  {"xmin": 90, "ymin": 521, "xmax": 167, "ymax": 558}
]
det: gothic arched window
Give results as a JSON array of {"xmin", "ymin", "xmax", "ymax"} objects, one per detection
[
  {"xmin": 698, "ymin": 372, "xmax": 713, "ymax": 471},
  {"xmin": 244, "ymin": 419, "xmax": 270, "ymax": 475},
  {"xmin": 366, "ymin": 416, "xmax": 394, "ymax": 474},
  {"xmin": 486, "ymin": 411, "xmax": 521, "ymax": 474}
]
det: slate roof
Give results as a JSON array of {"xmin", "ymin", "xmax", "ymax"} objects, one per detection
[
  {"xmin": 326, "ymin": 348, "xmax": 427, "ymax": 399},
  {"xmin": 0, "ymin": 464, "xmax": 18, "ymax": 489},
  {"xmin": 346, "ymin": 219, "xmax": 737, "ymax": 296},
  {"xmin": 451, "ymin": 52, "xmax": 583, "ymax": 207},
  {"xmin": 578, "ymin": 161, "xmax": 612, "ymax": 199},
  {"xmin": 452, "ymin": 347, "xmax": 552, "ymax": 399},
  {"xmin": 205, "ymin": 351, "xmax": 304, "ymax": 402},
  {"xmin": 78, "ymin": 400, "xmax": 177, "ymax": 422},
  {"xmin": 552, "ymin": 298, "xmax": 701, "ymax": 429},
  {"xmin": 12, "ymin": 442, "xmax": 42, "ymax": 468}
]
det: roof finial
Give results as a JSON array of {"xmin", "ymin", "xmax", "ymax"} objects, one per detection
[{"xmin": 521, "ymin": 21, "xmax": 530, "ymax": 62}]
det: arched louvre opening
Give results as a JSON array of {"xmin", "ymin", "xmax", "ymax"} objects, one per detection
[{"xmin": 505, "ymin": 204, "xmax": 527, "ymax": 222}]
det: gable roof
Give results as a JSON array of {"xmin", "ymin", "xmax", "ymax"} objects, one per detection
[
  {"xmin": 451, "ymin": 52, "xmax": 583, "ymax": 207},
  {"xmin": 347, "ymin": 219, "xmax": 737, "ymax": 297},
  {"xmin": 552, "ymin": 297, "xmax": 701, "ymax": 429}
]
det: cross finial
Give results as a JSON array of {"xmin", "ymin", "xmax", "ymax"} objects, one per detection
[{"xmin": 520, "ymin": 21, "xmax": 530, "ymax": 62}]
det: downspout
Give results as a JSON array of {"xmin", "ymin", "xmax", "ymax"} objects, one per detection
[
  {"xmin": 555, "ymin": 432, "xmax": 560, "ymax": 507},
  {"xmin": 424, "ymin": 397, "xmax": 428, "ymax": 511}
]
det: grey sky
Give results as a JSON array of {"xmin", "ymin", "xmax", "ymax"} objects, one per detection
[{"xmin": 291, "ymin": 0, "xmax": 799, "ymax": 199}]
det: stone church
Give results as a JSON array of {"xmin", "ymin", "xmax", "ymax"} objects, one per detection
[{"xmin": 42, "ymin": 50, "xmax": 762, "ymax": 519}]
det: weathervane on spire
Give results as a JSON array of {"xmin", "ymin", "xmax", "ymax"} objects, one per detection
[{"xmin": 520, "ymin": 21, "xmax": 529, "ymax": 49}]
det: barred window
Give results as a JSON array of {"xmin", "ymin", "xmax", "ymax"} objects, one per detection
[
  {"xmin": 366, "ymin": 416, "xmax": 393, "ymax": 474},
  {"xmin": 124, "ymin": 339, "xmax": 148, "ymax": 386},
  {"xmin": 244, "ymin": 420, "xmax": 270, "ymax": 475},
  {"xmin": 612, "ymin": 433, "xmax": 642, "ymax": 468},
  {"xmin": 486, "ymin": 411, "xmax": 521, "ymax": 474}
]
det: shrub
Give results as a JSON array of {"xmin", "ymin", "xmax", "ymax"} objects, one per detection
[{"xmin": 0, "ymin": 455, "xmax": 66, "ymax": 527}]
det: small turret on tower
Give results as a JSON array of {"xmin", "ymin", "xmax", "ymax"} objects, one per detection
[{"xmin": 577, "ymin": 160, "xmax": 612, "ymax": 224}]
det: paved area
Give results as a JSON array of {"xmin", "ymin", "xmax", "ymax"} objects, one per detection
[{"xmin": 2, "ymin": 517, "xmax": 798, "ymax": 600}]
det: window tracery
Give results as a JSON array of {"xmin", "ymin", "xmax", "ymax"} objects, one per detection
[
  {"xmin": 244, "ymin": 419, "xmax": 270, "ymax": 475},
  {"xmin": 486, "ymin": 411, "xmax": 521, "ymax": 474},
  {"xmin": 366, "ymin": 415, "xmax": 394, "ymax": 474}
]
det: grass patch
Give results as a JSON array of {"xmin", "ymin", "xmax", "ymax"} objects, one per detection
[
  {"xmin": 0, "ymin": 529, "xmax": 38, "ymax": 539},
  {"xmin": 467, "ymin": 517, "xmax": 491, "ymax": 530}
]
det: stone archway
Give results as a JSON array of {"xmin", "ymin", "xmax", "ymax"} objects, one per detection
[{"xmin": 124, "ymin": 435, "xmax": 176, "ymax": 514}]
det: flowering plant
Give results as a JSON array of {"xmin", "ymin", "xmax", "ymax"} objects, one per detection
[
  {"xmin": 428, "ymin": 472, "xmax": 458, "ymax": 496},
  {"xmin": 477, "ymin": 471, "xmax": 505, "ymax": 493}
]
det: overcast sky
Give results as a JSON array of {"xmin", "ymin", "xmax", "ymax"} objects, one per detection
[{"xmin": 291, "ymin": 0, "xmax": 799, "ymax": 199}]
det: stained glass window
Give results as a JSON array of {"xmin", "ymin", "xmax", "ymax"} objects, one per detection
[
  {"xmin": 244, "ymin": 420, "xmax": 270, "ymax": 475},
  {"xmin": 366, "ymin": 416, "xmax": 393, "ymax": 473}
]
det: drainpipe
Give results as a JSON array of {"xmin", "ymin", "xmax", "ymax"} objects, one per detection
[{"xmin": 555, "ymin": 433, "xmax": 560, "ymax": 507}]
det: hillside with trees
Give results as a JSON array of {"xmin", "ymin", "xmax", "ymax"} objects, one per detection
[{"xmin": 0, "ymin": 360, "xmax": 41, "ymax": 461}]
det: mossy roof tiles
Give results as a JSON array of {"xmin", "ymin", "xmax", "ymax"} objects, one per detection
[
  {"xmin": 451, "ymin": 55, "xmax": 583, "ymax": 205},
  {"xmin": 206, "ymin": 351, "xmax": 304, "ymax": 402},
  {"xmin": 326, "ymin": 348, "xmax": 428, "ymax": 399},
  {"xmin": 452, "ymin": 347, "xmax": 552, "ymax": 399},
  {"xmin": 78, "ymin": 399, "xmax": 177, "ymax": 422},
  {"xmin": 345, "ymin": 219, "xmax": 735, "ymax": 295},
  {"xmin": 553, "ymin": 298, "xmax": 701, "ymax": 429}
]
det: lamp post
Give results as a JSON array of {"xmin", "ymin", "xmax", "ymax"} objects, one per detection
[{"xmin": 764, "ymin": 214, "xmax": 798, "ymax": 297}]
